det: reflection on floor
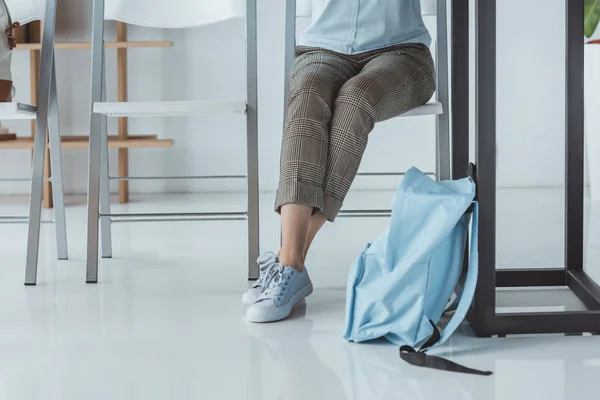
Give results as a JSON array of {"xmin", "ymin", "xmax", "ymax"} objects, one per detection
[{"xmin": 0, "ymin": 188, "xmax": 599, "ymax": 400}]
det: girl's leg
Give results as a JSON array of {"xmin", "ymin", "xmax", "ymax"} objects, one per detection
[
  {"xmin": 320, "ymin": 45, "xmax": 436, "ymax": 221},
  {"xmin": 278, "ymin": 204, "xmax": 312, "ymax": 271},
  {"xmin": 275, "ymin": 213, "xmax": 326, "ymax": 265},
  {"xmin": 276, "ymin": 49, "xmax": 357, "ymax": 270},
  {"xmin": 304, "ymin": 214, "xmax": 327, "ymax": 259}
]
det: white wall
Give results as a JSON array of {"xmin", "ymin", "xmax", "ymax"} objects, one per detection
[{"xmin": 0, "ymin": 0, "xmax": 571, "ymax": 196}]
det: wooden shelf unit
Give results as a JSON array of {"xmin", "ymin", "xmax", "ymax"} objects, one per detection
[{"xmin": 3, "ymin": 21, "xmax": 175, "ymax": 208}]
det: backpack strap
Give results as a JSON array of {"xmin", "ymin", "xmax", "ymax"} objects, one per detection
[
  {"xmin": 400, "ymin": 328, "xmax": 491, "ymax": 376},
  {"xmin": 431, "ymin": 201, "xmax": 479, "ymax": 349},
  {"xmin": 399, "ymin": 202, "xmax": 492, "ymax": 376},
  {"xmin": 443, "ymin": 161, "xmax": 477, "ymax": 315}
]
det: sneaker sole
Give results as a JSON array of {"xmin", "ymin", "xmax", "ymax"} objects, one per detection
[{"xmin": 246, "ymin": 282, "xmax": 313, "ymax": 323}]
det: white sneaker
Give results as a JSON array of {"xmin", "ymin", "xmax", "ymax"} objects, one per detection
[
  {"xmin": 242, "ymin": 252, "xmax": 279, "ymax": 305},
  {"xmin": 0, "ymin": 0, "xmax": 17, "ymax": 102},
  {"xmin": 246, "ymin": 264, "xmax": 313, "ymax": 323}
]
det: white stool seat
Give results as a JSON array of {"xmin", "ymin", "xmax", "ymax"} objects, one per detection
[
  {"xmin": 401, "ymin": 101, "xmax": 443, "ymax": 117},
  {"xmin": 93, "ymin": 100, "xmax": 247, "ymax": 117},
  {"xmin": 0, "ymin": 103, "xmax": 37, "ymax": 120},
  {"xmin": 104, "ymin": 0, "xmax": 245, "ymax": 28}
]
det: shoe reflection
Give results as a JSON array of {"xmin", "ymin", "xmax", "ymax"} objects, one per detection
[{"xmin": 246, "ymin": 301, "xmax": 348, "ymax": 400}]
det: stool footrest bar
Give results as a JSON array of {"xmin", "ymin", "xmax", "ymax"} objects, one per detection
[
  {"xmin": 0, "ymin": 177, "xmax": 53, "ymax": 182},
  {"xmin": 0, "ymin": 217, "xmax": 55, "ymax": 224},
  {"xmin": 356, "ymin": 172, "xmax": 435, "ymax": 177},
  {"xmin": 109, "ymin": 175, "xmax": 247, "ymax": 181},
  {"xmin": 102, "ymin": 212, "xmax": 248, "ymax": 218},
  {"xmin": 104, "ymin": 212, "xmax": 248, "ymax": 223},
  {"xmin": 338, "ymin": 210, "xmax": 392, "ymax": 218},
  {"xmin": 110, "ymin": 217, "xmax": 247, "ymax": 223}
]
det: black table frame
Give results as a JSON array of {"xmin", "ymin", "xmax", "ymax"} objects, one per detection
[{"xmin": 452, "ymin": 0, "xmax": 600, "ymax": 336}]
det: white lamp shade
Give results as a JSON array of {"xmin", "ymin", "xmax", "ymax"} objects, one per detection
[
  {"xmin": 5, "ymin": 0, "xmax": 45, "ymax": 24},
  {"xmin": 104, "ymin": 0, "xmax": 245, "ymax": 28}
]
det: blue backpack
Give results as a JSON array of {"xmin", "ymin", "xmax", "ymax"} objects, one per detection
[{"xmin": 344, "ymin": 165, "xmax": 491, "ymax": 376}]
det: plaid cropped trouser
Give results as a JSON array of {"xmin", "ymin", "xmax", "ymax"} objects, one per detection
[{"xmin": 275, "ymin": 43, "xmax": 436, "ymax": 222}]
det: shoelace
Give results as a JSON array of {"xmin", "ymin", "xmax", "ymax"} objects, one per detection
[
  {"xmin": 253, "ymin": 255, "xmax": 277, "ymax": 289},
  {"xmin": 253, "ymin": 263, "xmax": 273, "ymax": 288},
  {"xmin": 260, "ymin": 264, "xmax": 291, "ymax": 302}
]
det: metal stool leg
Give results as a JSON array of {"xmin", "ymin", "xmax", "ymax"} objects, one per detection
[
  {"xmin": 283, "ymin": 0, "xmax": 296, "ymax": 107},
  {"xmin": 246, "ymin": 0, "xmax": 260, "ymax": 280},
  {"xmin": 24, "ymin": 0, "xmax": 58, "ymax": 285},
  {"xmin": 86, "ymin": 0, "xmax": 106, "ymax": 283},
  {"xmin": 100, "ymin": 48, "xmax": 112, "ymax": 259},
  {"xmin": 274, "ymin": 0, "xmax": 297, "ymax": 265},
  {"xmin": 435, "ymin": 0, "xmax": 451, "ymax": 181},
  {"xmin": 48, "ymin": 50, "xmax": 68, "ymax": 260}
]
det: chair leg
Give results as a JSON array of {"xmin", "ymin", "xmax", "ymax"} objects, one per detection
[
  {"xmin": 86, "ymin": 0, "xmax": 107, "ymax": 283},
  {"xmin": 273, "ymin": 0, "xmax": 296, "ymax": 269},
  {"xmin": 25, "ymin": 98, "xmax": 49, "ymax": 286},
  {"xmin": 283, "ymin": 0, "xmax": 296, "ymax": 113},
  {"xmin": 48, "ymin": 51, "xmax": 68, "ymax": 260},
  {"xmin": 246, "ymin": 0, "xmax": 260, "ymax": 280},
  {"xmin": 99, "ymin": 48, "xmax": 112, "ymax": 259},
  {"xmin": 24, "ymin": 0, "xmax": 58, "ymax": 286},
  {"xmin": 436, "ymin": 116, "xmax": 452, "ymax": 181}
]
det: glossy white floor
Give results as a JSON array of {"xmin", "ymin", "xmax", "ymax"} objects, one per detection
[{"xmin": 1, "ymin": 189, "xmax": 600, "ymax": 400}]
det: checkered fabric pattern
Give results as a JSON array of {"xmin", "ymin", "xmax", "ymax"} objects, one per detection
[{"xmin": 276, "ymin": 43, "xmax": 436, "ymax": 222}]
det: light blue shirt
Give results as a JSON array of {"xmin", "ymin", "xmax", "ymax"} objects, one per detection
[{"xmin": 299, "ymin": 0, "xmax": 432, "ymax": 55}]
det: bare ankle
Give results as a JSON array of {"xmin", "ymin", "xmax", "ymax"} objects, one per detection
[{"xmin": 278, "ymin": 252, "xmax": 304, "ymax": 272}]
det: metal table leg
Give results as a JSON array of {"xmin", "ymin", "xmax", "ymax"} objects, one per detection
[
  {"xmin": 451, "ymin": 0, "xmax": 470, "ymax": 180},
  {"xmin": 471, "ymin": 0, "xmax": 498, "ymax": 334},
  {"xmin": 468, "ymin": 0, "xmax": 600, "ymax": 336},
  {"xmin": 564, "ymin": 0, "xmax": 585, "ymax": 273}
]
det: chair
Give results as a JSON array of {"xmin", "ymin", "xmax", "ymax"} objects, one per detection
[
  {"xmin": 285, "ymin": 0, "xmax": 450, "ymax": 218},
  {"xmin": 0, "ymin": 0, "xmax": 68, "ymax": 285},
  {"xmin": 85, "ymin": 0, "xmax": 259, "ymax": 282}
]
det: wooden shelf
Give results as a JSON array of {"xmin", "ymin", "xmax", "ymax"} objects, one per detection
[
  {"xmin": 9, "ymin": 22, "xmax": 177, "ymax": 207},
  {"xmin": 0, "ymin": 133, "xmax": 16, "ymax": 141},
  {"xmin": 0, "ymin": 135, "xmax": 174, "ymax": 149},
  {"xmin": 15, "ymin": 41, "xmax": 173, "ymax": 50}
]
